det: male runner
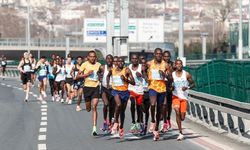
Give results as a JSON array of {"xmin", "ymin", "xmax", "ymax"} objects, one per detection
[
  {"xmin": 65, "ymin": 56, "xmax": 74, "ymax": 105},
  {"xmin": 172, "ymin": 59, "xmax": 195, "ymax": 140},
  {"xmin": 1, "ymin": 56, "xmax": 7, "ymax": 80},
  {"xmin": 17, "ymin": 52, "xmax": 32, "ymax": 102},
  {"xmin": 100, "ymin": 54, "xmax": 115, "ymax": 132},
  {"xmin": 73, "ymin": 56, "xmax": 84, "ymax": 111},
  {"xmin": 48, "ymin": 59, "xmax": 56, "ymax": 101},
  {"xmin": 107, "ymin": 57, "xmax": 135, "ymax": 138},
  {"xmin": 161, "ymin": 50, "xmax": 174, "ymax": 132},
  {"xmin": 54, "ymin": 58, "xmax": 66, "ymax": 103},
  {"xmin": 147, "ymin": 48, "xmax": 171, "ymax": 141},
  {"xmin": 78, "ymin": 51, "xmax": 102, "ymax": 136},
  {"xmin": 36, "ymin": 56, "xmax": 48, "ymax": 101},
  {"xmin": 128, "ymin": 54, "xmax": 145, "ymax": 134}
]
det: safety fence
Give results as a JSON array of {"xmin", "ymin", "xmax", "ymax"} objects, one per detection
[
  {"xmin": 186, "ymin": 60, "xmax": 250, "ymax": 103},
  {"xmin": 187, "ymin": 90, "xmax": 250, "ymax": 144}
]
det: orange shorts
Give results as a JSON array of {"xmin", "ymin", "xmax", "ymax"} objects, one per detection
[
  {"xmin": 130, "ymin": 91, "xmax": 143, "ymax": 105},
  {"xmin": 172, "ymin": 95, "xmax": 187, "ymax": 113}
]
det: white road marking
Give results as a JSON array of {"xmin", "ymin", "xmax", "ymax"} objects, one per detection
[
  {"xmin": 1, "ymin": 83, "xmax": 6, "ymax": 85},
  {"xmin": 39, "ymin": 128, "xmax": 47, "ymax": 133},
  {"xmin": 41, "ymin": 117, "xmax": 47, "ymax": 121},
  {"xmin": 41, "ymin": 105, "xmax": 48, "ymax": 108},
  {"xmin": 41, "ymin": 101, "xmax": 47, "ymax": 104},
  {"xmin": 33, "ymin": 94, "xmax": 38, "ymax": 97},
  {"xmin": 41, "ymin": 112, "xmax": 47, "ymax": 116},
  {"xmin": 41, "ymin": 108, "xmax": 47, "ymax": 112},
  {"xmin": 29, "ymin": 92, "xmax": 33, "ymax": 94},
  {"xmin": 18, "ymin": 88, "xmax": 22, "ymax": 90},
  {"xmin": 38, "ymin": 135, "xmax": 46, "ymax": 141},
  {"xmin": 6, "ymin": 85, "xmax": 11, "ymax": 87},
  {"xmin": 40, "ymin": 122, "xmax": 47, "ymax": 126},
  {"xmin": 38, "ymin": 144, "xmax": 46, "ymax": 150}
]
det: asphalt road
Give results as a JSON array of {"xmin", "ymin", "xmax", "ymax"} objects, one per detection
[{"xmin": 0, "ymin": 78, "xmax": 248, "ymax": 150}]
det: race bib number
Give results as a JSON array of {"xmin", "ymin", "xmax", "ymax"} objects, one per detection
[
  {"xmin": 151, "ymin": 69, "xmax": 162, "ymax": 80},
  {"xmin": 113, "ymin": 76, "xmax": 124, "ymax": 86},
  {"xmin": 88, "ymin": 71, "xmax": 98, "ymax": 81},
  {"xmin": 39, "ymin": 70, "xmax": 47, "ymax": 76},
  {"xmin": 23, "ymin": 65, "xmax": 31, "ymax": 72}
]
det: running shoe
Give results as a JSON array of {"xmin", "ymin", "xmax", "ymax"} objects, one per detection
[
  {"xmin": 162, "ymin": 122, "xmax": 168, "ymax": 133},
  {"xmin": 60, "ymin": 99, "xmax": 64, "ymax": 103},
  {"xmin": 24, "ymin": 99, "xmax": 28, "ymax": 102},
  {"xmin": 111, "ymin": 123, "xmax": 119, "ymax": 135},
  {"xmin": 38, "ymin": 96, "xmax": 43, "ymax": 101},
  {"xmin": 119, "ymin": 128, "xmax": 124, "ymax": 139},
  {"xmin": 130, "ymin": 123, "xmax": 137, "ymax": 133},
  {"xmin": 51, "ymin": 96, "xmax": 55, "ymax": 102},
  {"xmin": 76, "ymin": 105, "xmax": 82, "ymax": 111},
  {"xmin": 153, "ymin": 131, "xmax": 160, "ymax": 141},
  {"xmin": 68, "ymin": 100, "xmax": 72, "ymax": 105},
  {"xmin": 135, "ymin": 123, "xmax": 141, "ymax": 133},
  {"xmin": 159, "ymin": 120, "xmax": 164, "ymax": 132},
  {"xmin": 177, "ymin": 133, "xmax": 184, "ymax": 141},
  {"xmin": 92, "ymin": 126, "xmax": 98, "ymax": 136},
  {"xmin": 148, "ymin": 122, "xmax": 156, "ymax": 133},
  {"xmin": 41, "ymin": 91, "xmax": 47, "ymax": 98},
  {"xmin": 167, "ymin": 120, "xmax": 171, "ymax": 129},
  {"xmin": 101, "ymin": 121, "xmax": 109, "ymax": 132},
  {"xmin": 139, "ymin": 123, "xmax": 145, "ymax": 136}
]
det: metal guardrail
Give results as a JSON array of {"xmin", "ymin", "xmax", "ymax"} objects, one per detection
[{"xmin": 187, "ymin": 90, "xmax": 250, "ymax": 144}]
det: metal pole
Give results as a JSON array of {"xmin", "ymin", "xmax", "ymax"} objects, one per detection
[
  {"xmin": 239, "ymin": 0, "xmax": 243, "ymax": 59},
  {"xmin": 248, "ymin": 0, "xmax": 250, "ymax": 49},
  {"xmin": 66, "ymin": 37, "xmax": 70, "ymax": 58},
  {"xmin": 106, "ymin": 0, "xmax": 115, "ymax": 56},
  {"xmin": 201, "ymin": 33, "xmax": 208, "ymax": 60},
  {"xmin": 120, "ymin": 0, "xmax": 129, "ymax": 60},
  {"xmin": 27, "ymin": 0, "xmax": 31, "ymax": 53},
  {"xmin": 178, "ymin": 0, "xmax": 184, "ymax": 58}
]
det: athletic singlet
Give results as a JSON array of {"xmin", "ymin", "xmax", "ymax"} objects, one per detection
[
  {"xmin": 38, "ymin": 63, "xmax": 47, "ymax": 76},
  {"xmin": 65, "ymin": 64, "xmax": 74, "ymax": 78},
  {"xmin": 148, "ymin": 60, "xmax": 166, "ymax": 93},
  {"xmin": 112, "ymin": 67, "xmax": 128, "ymax": 91},
  {"xmin": 74, "ymin": 64, "xmax": 84, "ymax": 82},
  {"xmin": 142, "ymin": 78, "xmax": 149, "ymax": 92},
  {"xmin": 172, "ymin": 70, "xmax": 189, "ymax": 100},
  {"xmin": 80, "ymin": 61, "xmax": 101, "ymax": 87},
  {"xmin": 102, "ymin": 65, "xmax": 112, "ymax": 88},
  {"xmin": 55, "ymin": 65, "xmax": 65, "ymax": 82},
  {"xmin": 22, "ymin": 60, "xmax": 32, "ymax": 73},
  {"xmin": 1, "ymin": 60, "xmax": 6, "ymax": 66},
  {"xmin": 128, "ymin": 64, "xmax": 143, "ymax": 94},
  {"xmin": 47, "ymin": 65, "xmax": 54, "ymax": 79}
]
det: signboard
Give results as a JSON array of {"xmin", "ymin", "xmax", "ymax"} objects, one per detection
[
  {"xmin": 84, "ymin": 19, "xmax": 107, "ymax": 43},
  {"xmin": 137, "ymin": 18, "xmax": 164, "ymax": 43},
  {"xmin": 84, "ymin": 18, "xmax": 164, "ymax": 43}
]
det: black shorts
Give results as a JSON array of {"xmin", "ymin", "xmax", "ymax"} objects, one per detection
[
  {"xmin": 21, "ymin": 73, "xmax": 31, "ymax": 85},
  {"xmin": 101, "ymin": 86, "xmax": 113, "ymax": 101},
  {"xmin": 73, "ymin": 80, "xmax": 84, "ymax": 90},
  {"xmin": 143, "ymin": 91, "xmax": 150, "ymax": 102},
  {"xmin": 83, "ymin": 86, "xmax": 100, "ymax": 102},
  {"xmin": 1, "ymin": 65, "xmax": 6, "ymax": 72},
  {"xmin": 65, "ymin": 78, "xmax": 74, "ymax": 85}
]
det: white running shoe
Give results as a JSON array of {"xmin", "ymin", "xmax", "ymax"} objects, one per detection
[
  {"xmin": 56, "ymin": 95, "xmax": 60, "ymax": 102},
  {"xmin": 41, "ymin": 91, "xmax": 47, "ymax": 98},
  {"xmin": 159, "ymin": 120, "xmax": 164, "ymax": 132},
  {"xmin": 38, "ymin": 96, "xmax": 43, "ymax": 101},
  {"xmin": 60, "ymin": 99, "xmax": 64, "ymax": 103},
  {"xmin": 76, "ymin": 105, "xmax": 82, "ymax": 111},
  {"xmin": 52, "ymin": 96, "xmax": 55, "ymax": 102},
  {"xmin": 177, "ymin": 133, "xmax": 184, "ymax": 141},
  {"xmin": 68, "ymin": 100, "xmax": 72, "ymax": 105}
]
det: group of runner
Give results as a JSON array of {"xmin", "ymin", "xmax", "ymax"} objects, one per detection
[{"xmin": 17, "ymin": 48, "xmax": 195, "ymax": 141}]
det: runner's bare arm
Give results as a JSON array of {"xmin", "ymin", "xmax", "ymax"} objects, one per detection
[
  {"xmin": 17, "ymin": 60, "xmax": 24, "ymax": 72},
  {"xmin": 98, "ymin": 65, "xmax": 105, "ymax": 81},
  {"xmin": 106, "ymin": 70, "xmax": 112, "ymax": 89},
  {"xmin": 124, "ymin": 68, "xmax": 135, "ymax": 85},
  {"xmin": 186, "ymin": 72, "xmax": 195, "ymax": 89}
]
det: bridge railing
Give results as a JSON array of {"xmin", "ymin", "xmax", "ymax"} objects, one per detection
[{"xmin": 187, "ymin": 90, "xmax": 250, "ymax": 144}]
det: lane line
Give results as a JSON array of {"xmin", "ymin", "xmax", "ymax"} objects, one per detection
[
  {"xmin": 41, "ymin": 117, "xmax": 47, "ymax": 121},
  {"xmin": 38, "ymin": 135, "xmax": 46, "ymax": 141},
  {"xmin": 38, "ymin": 144, "xmax": 46, "ymax": 150},
  {"xmin": 41, "ymin": 108, "xmax": 47, "ymax": 112},
  {"xmin": 41, "ymin": 112, "xmax": 47, "ymax": 116},
  {"xmin": 41, "ymin": 105, "xmax": 48, "ymax": 108},
  {"xmin": 40, "ymin": 122, "xmax": 47, "ymax": 126},
  {"xmin": 39, "ymin": 128, "xmax": 47, "ymax": 133}
]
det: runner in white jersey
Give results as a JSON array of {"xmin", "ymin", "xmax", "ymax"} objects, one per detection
[
  {"xmin": 65, "ymin": 56, "xmax": 74, "ymax": 104},
  {"xmin": 100, "ymin": 54, "xmax": 115, "ymax": 132},
  {"xmin": 54, "ymin": 58, "xmax": 66, "ymax": 103},
  {"xmin": 35, "ymin": 56, "xmax": 48, "ymax": 101},
  {"xmin": 128, "ymin": 54, "xmax": 145, "ymax": 134},
  {"xmin": 172, "ymin": 59, "xmax": 195, "ymax": 141}
]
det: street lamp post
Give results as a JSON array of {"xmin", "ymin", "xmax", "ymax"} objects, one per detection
[
  {"xmin": 179, "ymin": 0, "xmax": 184, "ymax": 58},
  {"xmin": 239, "ymin": 0, "xmax": 243, "ymax": 59},
  {"xmin": 27, "ymin": 0, "xmax": 31, "ymax": 53}
]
